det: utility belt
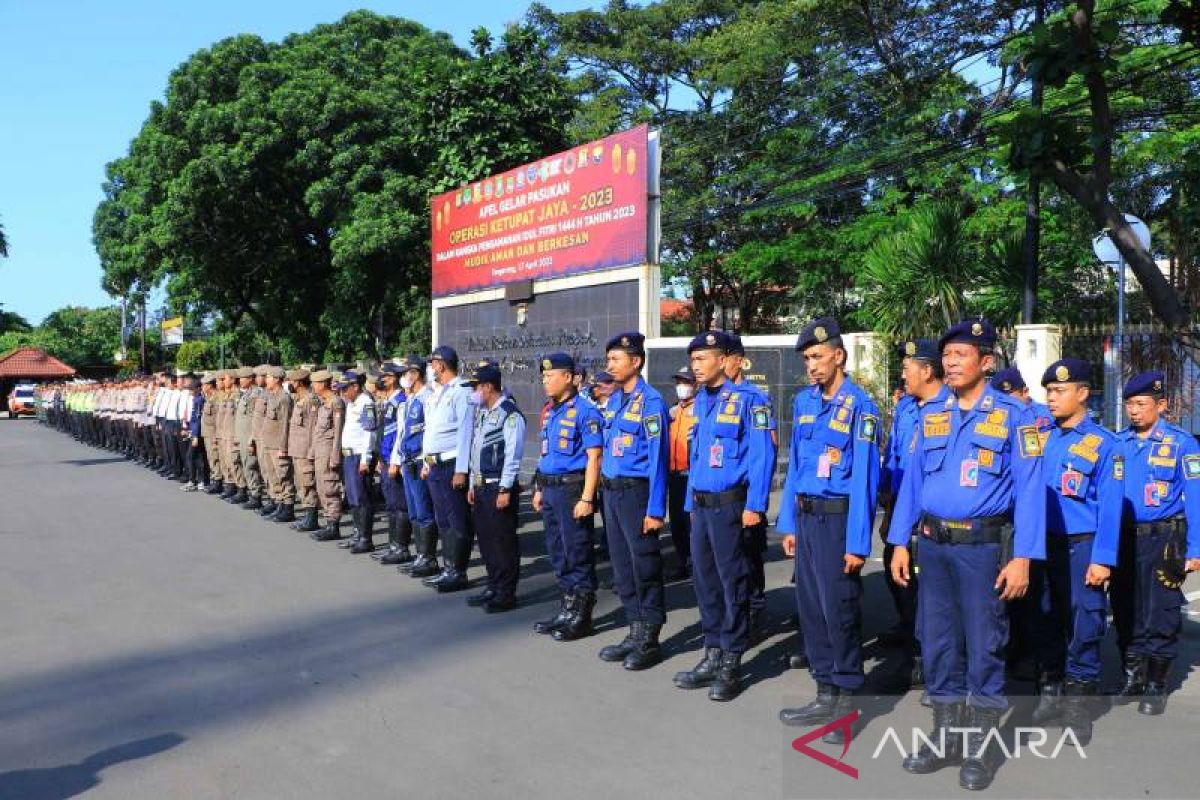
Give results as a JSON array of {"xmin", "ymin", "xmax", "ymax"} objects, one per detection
[
  {"xmin": 919, "ymin": 514, "xmax": 1011, "ymax": 545},
  {"xmin": 601, "ymin": 476, "xmax": 648, "ymax": 491},
  {"xmin": 693, "ymin": 485, "xmax": 747, "ymax": 508},
  {"xmin": 423, "ymin": 451, "xmax": 456, "ymax": 466},
  {"xmin": 795, "ymin": 494, "xmax": 849, "ymax": 515},
  {"xmin": 1131, "ymin": 514, "xmax": 1186, "ymax": 538},
  {"xmin": 472, "ymin": 474, "xmax": 502, "ymax": 487},
  {"xmin": 538, "ymin": 470, "xmax": 586, "ymax": 488}
]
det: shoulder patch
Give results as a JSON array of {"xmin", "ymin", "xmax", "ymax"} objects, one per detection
[
  {"xmin": 505, "ymin": 413, "xmax": 520, "ymax": 429},
  {"xmin": 858, "ymin": 413, "xmax": 878, "ymax": 442},
  {"xmin": 587, "ymin": 419, "xmax": 601, "ymax": 435},
  {"xmin": 1184, "ymin": 454, "xmax": 1200, "ymax": 479},
  {"xmin": 751, "ymin": 405, "xmax": 771, "ymax": 430},
  {"xmin": 1018, "ymin": 425, "xmax": 1043, "ymax": 458},
  {"xmin": 644, "ymin": 414, "xmax": 661, "ymax": 438}
]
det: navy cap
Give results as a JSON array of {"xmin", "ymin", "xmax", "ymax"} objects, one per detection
[
  {"xmin": 381, "ymin": 362, "xmax": 401, "ymax": 375},
  {"xmin": 990, "ymin": 367, "xmax": 1027, "ymax": 393},
  {"xmin": 593, "ymin": 370, "xmax": 615, "ymax": 384},
  {"xmin": 467, "ymin": 364, "xmax": 502, "ymax": 388},
  {"xmin": 429, "ymin": 345, "xmax": 459, "ymax": 367},
  {"xmin": 727, "ymin": 332, "xmax": 746, "ymax": 356},
  {"xmin": 938, "ymin": 318, "xmax": 996, "ymax": 352},
  {"xmin": 399, "ymin": 355, "xmax": 426, "ymax": 374},
  {"xmin": 340, "ymin": 369, "xmax": 365, "ymax": 386},
  {"xmin": 1123, "ymin": 370, "xmax": 1166, "ymax": 399},
  {"xmin": 687, "ymin": 330, "xmax": 731, "ymax": 354},
  {"xmin": 796, "ymin": 317, "xmax": 841, "ymax": 352},
  {"xmin": 1041, "ymin": 358, "xmax": 1093, "ymax": 387},
  {"xmin": 539, "ymin": 352, "xmax": 575, "ymax": 373},
  {"xmin": 605, "ymin": 331, "xmax": 645, "ymax": 355},
  {"xmin": 901, "ymin": 339, "xmax": 939, "ymax": 363},
  {"xmin": 673, "ymin": 365, "xmax": 696, "ymax": 382}
]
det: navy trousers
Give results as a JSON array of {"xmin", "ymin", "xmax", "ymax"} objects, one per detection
[
  {"xmin": 1112, "ymin": 526, "xmax": 1185, "ymax": 660},
  {"xmin": 428, "ymin": 460, "xmax": 473, "ymax": 571},
  {"xmin": 380, "ymin": 465, "xmax": 407, "ymax": 514},
  {"xmin": 541, "ymin": 482, "xmax": 597, "ymax": 594},
  {"xmin": 692, "ymin": 499, "xmax": 751, "ymax": 654},
  {"xmin": 793, "ymin": 508, "xmax": 864, "ymax": 691},
  {"xmin": 602, "ymin": 479, "xmax": 665, "ymax": 626},
  {"xmin": 472, "ymin": 483, "xmax": 520, "ymax": 600},
  {"xmin": 341, "ymin": 454, "xmax": 372, "ymax": 510},
  {"xmin": 1027, "ymin": 533, "xmax": 1107, "ymax": 682}
]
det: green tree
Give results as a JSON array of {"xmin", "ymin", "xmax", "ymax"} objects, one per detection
[
  {"xmin": 95, "ymin": 12, "xmax": 575, "ymax": 361},
  {"xmin": 0, "ymin": 216, "xmax": 8, "ymax": 258},
  {"xmin": 173, "ymin": 340, "xmax": 212, "ymax": 372}
]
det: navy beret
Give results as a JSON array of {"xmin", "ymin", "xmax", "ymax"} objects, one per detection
[
  {"xmin": 727, "ymin": 332, "xmax": 746, "ymax": 356},
  {"xmin": 990, "ymin": 367, "xmax": 1026, "ymax": 393},
  {"xmin": 429, "ymin": 345, "xmax": 458, "ymax": 366},
  {"xmin": 901, "ymin": 338, "xmax": 939, "ymax": 363},
  {"xmin": 938, "ymin": 318, "xmax": 996, "ymax": 352},
  {"xmin": 605, "ymin": 331, "xmax": 645, "ymax": 355},
  {"xmin": 1041, "ymin": 358, "xmax": 1093, "ymax": 387},
  {"xmin": 539, "ymin": 352, "xmax": 575, "ymax": 373},
  {"xmin": 673, "ymin": 365, "xmax": 696, "ymax": 382},
  {"xmin": 687, "ymin": 330, "xmax": 731, "ymax": 354},
  {"xmin": 467, "ymin": 364, "xmax": 502, "ymax": 387},
  {"xmin": 796, "ymin": 317, "xmax": 841, "ymax": 352},
  {"xmin": 1123, "ymin": 370, "xmax": 1166, "ymax": 399}
]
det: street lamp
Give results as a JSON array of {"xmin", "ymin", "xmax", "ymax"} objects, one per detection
[{"xmin": 1092, "ymin": 213, "xmax": 1151, "ymax": 428}]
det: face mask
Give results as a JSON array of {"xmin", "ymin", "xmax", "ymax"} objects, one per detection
[
  {"xmin": 400, "ymin": 374, "xmax": 414, "ymax": 391},
  {"xmin": 675, "ymin": 383, "xmax": 694, "ymax": 401},
  {"xmin": 426, "ymin": 366, "xmax": 437, "ymax": 384},
  {"xmin": 472, "ymin": 389, "xmax": 484, "ymax": 405}
]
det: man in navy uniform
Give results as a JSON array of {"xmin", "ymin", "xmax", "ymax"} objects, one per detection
[
  {"xmin": 776, "ymin": 318, "xmax": 880, "ymax": 743},
  {"xmin": 375, "ymin": 363, "xmax": 411, "ymax": 565},
  {"xmin": 338, "ymin": 371, "xmax": 378, "ymax": 553},
  {"xmin": 1112, "ymin": 371, "xmax": 1200, "ymax": 715},
  {"xmin": 880, "ymin": 339, "xmax": 950, "ymax": 690},
  {"xmin": 531, "ymin": 352, "xmax": 605, "ymax": 640},
  {"xmin": 672, "ymin": 332, "xmax": 775, "ymax": 701},
  {"xmin": 886, "ymin": 319, "xmax": 1045, "ymax": 791},
  {"xmin": 992, "ymin": 367, "xmax": 1053, "ymax": 433},
  {"xmin": 596, "ymin": 332, "xmax": 670, "ymax": 671},
  {"xmin": 1025, "ymin": 358, "xmax": 1122, "ymax": 745},
  {"xmin": 389, "ymin": 357, "xmax": 439, "ymax": 576}
]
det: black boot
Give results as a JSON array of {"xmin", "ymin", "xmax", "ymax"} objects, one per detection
[
  {"xmin": 779, "ymin": 683, "xmax": 839, "ymax": 726},
  {"xmin": 903, "ymin": 702, "xmax": 965, "ymax": 774},
  {"xmin": 291, "ymin": 507, "xmax": 320, "ymax": 532},
  {"xmin": 273, "ymin": 503, "xmax": 295, "ymax": 523},
  {"xmin": 405, "ymin": 523, "xmax": 441, "ymax": 577},
  {"xmin": 1062, "ymin": 679, "xmax": 1097, "ymax": 746},
  {"xmin": 1031, "ymin": 676, "xmax": 1065, "ymax": 725},
  {"xmin": 241, "ymin": 493, "xmax": 262, "ymax": 511},
  {"xmin": 351, "ymin": 509, "xmax": 375, "ymax": 554},
  {"xmin": 467, "ymin": 588, "xmax": 496, "ymax": 607},
  {"xmin": 535, "ymin": 594, "xmax": 572, "ymax": 635},
  {"xmin": 380, "ymin": 513, "xmax": 414, "ymax": 564},
  {"xmin": 340, "ymin": 507, "xmax": 363, "ymax": 549},
  {"xmin": 599, "ymin": 622, "xmax": 643, "ymax": 663},
  {"xmin": 821, "ymin": 691, "xmax": 857, "ymax": 743},
  {"xmin": 311, "ymin": 518, "xmax": 341, "ymax": 541},
  {"xmin": 433, "ymin": 568, "xmax": 468, "ymax": 593},
  {"xmin": 423, "ymin": 527, "xmax": 459, "ymax": 584},
  {"xmin": 709, "ymin": 652, "xmax": 742, "ymax": 702},
  {"xmin": 553, "ymin": 592, "xmax": 596, "ymax": 642},
  {"xmin": 623, "ymin": 623, "xmax": 662, "ymax": 671},
  {"xmin": 205, "ymin": 480, "xmax": 224, "ymax": 495},
  {"xmin": 1139, "ymin": 657, "xmax": 1172, "ymax": 716},
  {"xmin": 226, "ymin": 488, "xmax": 247, "ymax": 504},
  {"xmin": 258, "ymin": 499, "xmax": 278, "ymax": 517},
  {"xmin": 748, "ymin": 608, "xmax": 767, "ymax": 646},
  {"xmin": 910, "ymin": 654, "xmax": 925, "ymax": 688},
  {"xmin": 1113, "ymin": 653, "xmax": 1146, "ymax": 705},
  {"xmin": 958, "ymin": 706, "xmax": 1002, "ymax": 791},
  {"xmin": 674, "ymin": 647, "xmax": 723, "ymax": 689}
]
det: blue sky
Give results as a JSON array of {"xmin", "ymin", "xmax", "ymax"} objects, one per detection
[{"xmin": 0, "ymin": 0, "xmax": 593, "ymax": 324}]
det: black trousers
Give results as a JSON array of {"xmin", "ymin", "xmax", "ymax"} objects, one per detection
[
  {"xmin": 188, "ymin": 438, "xmax": 208, "ymax": 485},
  {"xmin": 472, "ymin": 482, "xmax": 520, "ymax": 600},
  {"xmin": 667, "ymin": 470, "xmax": 691, "ymax": 567}
]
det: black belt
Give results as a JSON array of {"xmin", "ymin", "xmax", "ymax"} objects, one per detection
[
  {"xmin": 920, "ymin": 514, "xmax": 1010, "ymax": 545},
  {"xmin": 693, "ymin": 486, "xmax": 747, "ymax": 508},
  {"xmin": 540, "ymin": 471, "xmax": 585, "ymax": 487},
  {"xmin": 671, "ymin": 470, "xmax": 689, "ymax": 477},
  {"xmin": 423, "ymin": 452, "xmax": 455, "ymax": 466},
  {"xmin": 796, "ymin": 494, "xmax": 849, "ymax": 514},
  {"xmin": 1132, "ymin": 515, "xmax": 1185, "ymax": 537},
  {"xmin": 601, "ymin": 476, "xmax": 648, "ymax": 490}
]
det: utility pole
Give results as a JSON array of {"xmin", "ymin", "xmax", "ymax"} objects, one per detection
[{"xmin": 1021, "ymin": 0, "xmax": 1046, "ymax": 325}]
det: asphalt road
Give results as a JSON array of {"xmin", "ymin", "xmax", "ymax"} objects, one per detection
[{"xmin": 1, "ymin": 419, "xmax": 1197, "ymax": 799}]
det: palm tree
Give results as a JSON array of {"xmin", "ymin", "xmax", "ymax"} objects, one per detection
[{"xmin": 859, "ymin": 201, "xmax": 976, "ymax": 341}]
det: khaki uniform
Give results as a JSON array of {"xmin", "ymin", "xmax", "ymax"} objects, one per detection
[
  {"xmin": 288, "ymin": 392, "xmax": 321, "ymax": 510},
  {"xmin": 236, "ymin": 387, "xmax": 263, "ymax": 496},
  {"xmin": 200, "ymin": 389, "xmax": 222, "ymax": 482},
  {"xmin": 220, "ymin": 389, "xmax": 244, "ymax": 488},
  {"xmin": 260, "ymin": 388, "xmax": 294, "ymax": 504},
  {"xmin": 312, "ymin": 395, "xmax": 345, "ymax": 520}
]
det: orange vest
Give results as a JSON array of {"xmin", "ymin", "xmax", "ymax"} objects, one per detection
[{"xmin": 668, "ymin": 401, "xmax": 697, "ymax": 472}]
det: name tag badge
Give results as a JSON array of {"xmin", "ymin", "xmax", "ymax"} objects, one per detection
[
  {"xmin": 1061, "ymin": 469, "xmax": 1082, "ymax": 497},
  {"xmin": 709, "ymin": 443, "xmax": 723, "ymax": 468},
  {"xmin": 541, "ymin": 438, "xmax": 549, "ymax": 456},
  {"xmin": 611, "ymin": 435, "xmax": 626, "ymax": 458},
  {"xmin": 817, "ymin": 452, "xmax": 831, "ymax": 479},
  {"xmin": 960, "ymin": 458, "xmax": 979, "ymax": 488},
  {"xmin": 1144, "ymin": 482, "xmax": 1162, "ymax": 507}
]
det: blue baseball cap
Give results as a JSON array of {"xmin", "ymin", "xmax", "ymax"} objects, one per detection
[{"xmin": 429, "ymin": 345, "xmax": 459, "ymax": 368}]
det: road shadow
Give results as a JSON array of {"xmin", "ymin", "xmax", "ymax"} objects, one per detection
[{"xmin": 0, "ymin": 733, "xmax": 185, "ymax": 800}]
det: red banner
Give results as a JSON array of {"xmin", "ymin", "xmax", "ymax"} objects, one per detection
[{"xmin": 431, "ymin": 125, "xmax": 650, "ymax": 297}]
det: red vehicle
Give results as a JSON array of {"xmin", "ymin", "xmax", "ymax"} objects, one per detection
[{"xmin": 7, "ymin": 384, "xmax": 36, "ymax": 418}]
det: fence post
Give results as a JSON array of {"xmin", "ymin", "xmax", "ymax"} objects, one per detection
[{"xmin": 1014, "ymin": 324, "xmax": 1063, "ymax": 403}]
